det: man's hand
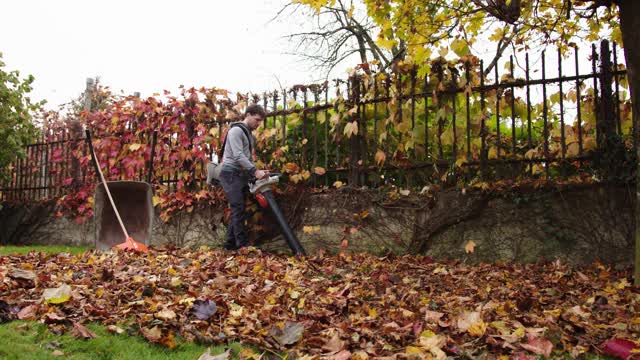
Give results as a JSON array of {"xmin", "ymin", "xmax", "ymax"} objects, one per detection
[{"xmin": 255, "ymin": 169, "xmax": 269, "ymax": 179}]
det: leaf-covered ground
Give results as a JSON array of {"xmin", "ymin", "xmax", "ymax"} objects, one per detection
[{"xmin": 1, "ymin": 248, "xmax": 638, "ymax": 359}]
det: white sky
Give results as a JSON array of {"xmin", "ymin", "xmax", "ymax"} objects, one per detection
[
  {"xmin": 1, "ymin": 0, "xmax": 626, "ymax": 111},
  {"xmin": 1, "ymin": 0, "xmax": 348, "ymax": 109}
]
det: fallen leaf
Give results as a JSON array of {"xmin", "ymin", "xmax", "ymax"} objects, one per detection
[
  {"xmin": 270, "ymin": 321, "xmax": 304, "ymax": 346},
  {"xmin": 45, "ymin": 341, "xmax": 62, "ymax": 350},
  {"xmin": 601, "ymin": 338, "xmax": 639, "ymax": 360},
  {"xmin": 326, "ymin": 350, "xmax": 351, "ymax": 360},
  {"xmin": 192, "ymin": 299, "xmax": 217, "ymax": 320},
  {"xmin": 424, "ymin": 310, "xmax": 444, "ymax": 324},
  {"xmin": 303, "ymin": 225, "xmax": 321, "ymax": 234},
  {"xmin": 9, "ymin": 268, "xmax": 36, "ymax": 281},
  {"xmin": 198, "ymin": 348, "xmax": 231, "ymax": 360},
  {"xmin": 141, "ymin": 326, "xmax": 162, "ymax": 343},
  {"xmin": 520, "ymin": 335, "xmax": 553, "ymax": 358},
  {"xmin": 457, "ymin": 311, "xmax": 482, "ymax": 332},
  {"xmin": 322, "ymin": 329, "xmax": 345, "ymax": 353},
  {"xmin": 106, "ymin": 325, "xmax": 124, "ymax": 334},
  {"xmin": 155, "ymin": 309, "xmax": 176, "ymax": 321},
  {"xmin": 71, "ymin": 322, "xmax": 97, "ymax": 339},
  {"xmin": 17, "ymin": 305, "xmax": 36, "ymax": 320},
  {"xmin": 464, "ymin": 240, "xmax": 476, "ymax": 254},
  {"xmin": 43, "ymin": 284, "xmax": 72, "ymax": 304}
]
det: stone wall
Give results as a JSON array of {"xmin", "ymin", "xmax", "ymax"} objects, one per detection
[{"xmin": 1, "ymin": 184, "xmax": 634, "ymax": 265}]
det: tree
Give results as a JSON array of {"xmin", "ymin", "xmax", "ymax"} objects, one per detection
[
  {"xmin": 293, "ymin": 0, "xmax": 639, "ymax": 283},
  {"xmin": 0, "ymin": 53, "xmax": 41, "ymax": 179},
  {"xmin": 278, "ymin": 0, "xmax": 405, "ymax": 77}
]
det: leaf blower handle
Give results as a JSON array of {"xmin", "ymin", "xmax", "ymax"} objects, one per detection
[{"xmin": 85, "ymin": 129, "xmax": 130, "ymax": 241}]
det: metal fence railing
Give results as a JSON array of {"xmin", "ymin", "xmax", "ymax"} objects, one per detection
[{"xmin": 0, "ymin": 40, "xmax": 634, "ymax": 203}]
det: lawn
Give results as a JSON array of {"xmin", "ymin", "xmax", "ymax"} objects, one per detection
[
  {"xmin": 0, "ymin": 320, "xmax": 237, "ymax": 360},
  {"xmin": 0, "ymin": 245, "xmax": 90, "ymax": 256}
]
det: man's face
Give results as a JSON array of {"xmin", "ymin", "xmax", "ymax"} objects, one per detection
[{"xmin": 246, "ymin": 114, "xmax": 264, "ymax": 130}]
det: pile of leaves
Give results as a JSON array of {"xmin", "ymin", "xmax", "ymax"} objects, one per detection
[{"xmin": 1, "ymin": 248, "xmax": 639, "ymax": 359}]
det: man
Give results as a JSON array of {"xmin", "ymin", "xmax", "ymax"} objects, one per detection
[{"xmin": 219, "ymin": 104, "xmax": 269, "ymax": 250}]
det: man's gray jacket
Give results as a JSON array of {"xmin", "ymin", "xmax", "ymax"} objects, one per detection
[{"xmin": 221, "ymin": 122, "xmax": 256, "ymax": 176}]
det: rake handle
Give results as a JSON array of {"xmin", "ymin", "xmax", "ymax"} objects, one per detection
[{"xmin": 85, "ymin": 129, "xmax": 130, "ymax": 241}]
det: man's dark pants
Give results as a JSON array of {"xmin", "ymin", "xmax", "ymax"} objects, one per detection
[{"xmin": 220, "ymin": 168, "xmax": 250, "ymax": 250}]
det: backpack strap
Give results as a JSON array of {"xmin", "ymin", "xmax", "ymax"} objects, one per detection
[{"xmin": 220, "ymin": 123, "xmax": 252, "ymax": 159}]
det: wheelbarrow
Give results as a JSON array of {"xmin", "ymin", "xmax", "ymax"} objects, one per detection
[
  {"xmin": 93, "ymin": 181, "xmax": 153, "ymax": 251},
  {"xmin": 85, "ymin": 130, "xmax": 152, "ymax": 252}
]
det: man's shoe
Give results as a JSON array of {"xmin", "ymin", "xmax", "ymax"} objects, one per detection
[{"xmin": 223, "ymin": 243, "xmax": 238, "ymax": 251}]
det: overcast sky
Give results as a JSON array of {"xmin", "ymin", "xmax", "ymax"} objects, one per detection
[{"xmin": 1, "ymin": 0, "xmax": 347, "ymax": 109}]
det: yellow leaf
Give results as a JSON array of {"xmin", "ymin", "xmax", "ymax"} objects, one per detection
[
  {"xmin": 129, "ymin": 143, "xmax": 142, "ymax": 151},
  {"xmin": 464, "ymin": 240, "xmax": 476, "ymax": 254},
  {"xmin": 567, "ymin": 142, "xmax": 579, "ymax": 157},
  {"xmin": 513, "ymin": 327, "xmax": 525, "ymax": 338},
  {"xmin": 330, "ymin": 113, "xmax": 341, "ymax": 126},
  {"xmin": 283, "ymin": 162, "xmax": 300, "ymax": 174},
  {"xmin": 488, "ymin": 146, "xmax": 498, "ymax": 159},
  {"xmin": 313, "ymin": 167, "xmax": 326, "ymax": 175},
  {"xmin": 467, "ymin": 320, "xmax": 487, "ymax": 337},
  {"xmin": 368, "ymin": 308, "xmax": 378, "ymax": 319},
  {"xmin": 229, "ymin": 303, "xmax": 243, "ymax": 317},
  {"xmin": 290, "ymin": 174, "xmax": 303, "ymax": 184},
  {"xmin": 152, "ymin": 195, "xmax": 161, "ymax": 207},
  {"xmin": 375, "ymin": 149, "xmax": 386, "ymax": 167},
  {"xmin": 155, "ymin": 309, "xmax": 176, "ymax": 321},
  {"xmin": 303, "ymin": 225, "xmax": 321, "ymax": 234},
  {"xmin": 616, "ymin": 278, "xmax": 631, "ymax": 289},
  {"xmin": 43, "ymin": 284, "xmax": 72, "ymax": 304},
  {"xmin": 170, "ymin": 277, "xmax": 182, "ymax": 287},
  {"xmin": 333, "ymin": 181, "xmax": 344, "ymax": 188},
  {"xmin": 344, "ymin": 121, "xmax": 358, "ymax": 138},
  {"xmin": 405, "ymin": 346, "xmax": 425, "ymax": 355},
  {"xmin": 179, "ymin": 297, "xmax": 196, "ymax": 306},
  {"xmin": 451, "ymin": 38, "xmax": 470, "ymax": 57},
  {"xmin": 289, "ymin": 289, "xmax": 300, "ymax": 299}
]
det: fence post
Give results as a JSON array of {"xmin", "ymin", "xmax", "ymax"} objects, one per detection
[
  {"xmin": 185, "ymin": 97, "xmax": 196, "ymax": 191},
  {"xmin": 598, "ymin": 40, "xmax": 616, "ymax": 152},
  {"xmin": 71, "ymin": 78, "xmax": 93, "ymax": 186},
  {"xmin": 349, "ymin": 75, "xmax": 361, "ymax": 187}
]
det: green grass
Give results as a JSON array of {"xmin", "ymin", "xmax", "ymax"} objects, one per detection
[
  {"xmin": 0, "ymin": 245, "xmax": 90, "ymax": 256},
  {"xmin": 0, "ymin": 320, "xmax": 239, "ymax": 360}
]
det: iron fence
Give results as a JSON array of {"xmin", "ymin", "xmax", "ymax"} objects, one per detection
[{"xmin": 0, "ymin": 39, "xmax": 633, "ymax": 203}]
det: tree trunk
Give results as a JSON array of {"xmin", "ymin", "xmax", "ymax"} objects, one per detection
[{"xmin": 617, "ymin": 0, "xmax": 640, "ymax": 285}]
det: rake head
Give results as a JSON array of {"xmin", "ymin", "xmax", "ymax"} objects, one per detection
[{"xmin": 113, "ymin": 236, "xmax": 149, "ymax": 253}]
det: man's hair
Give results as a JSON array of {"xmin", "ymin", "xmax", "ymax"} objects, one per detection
[{"xmin": 245, "ymin": 104, "xmax": 266, "ymax": 119}]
